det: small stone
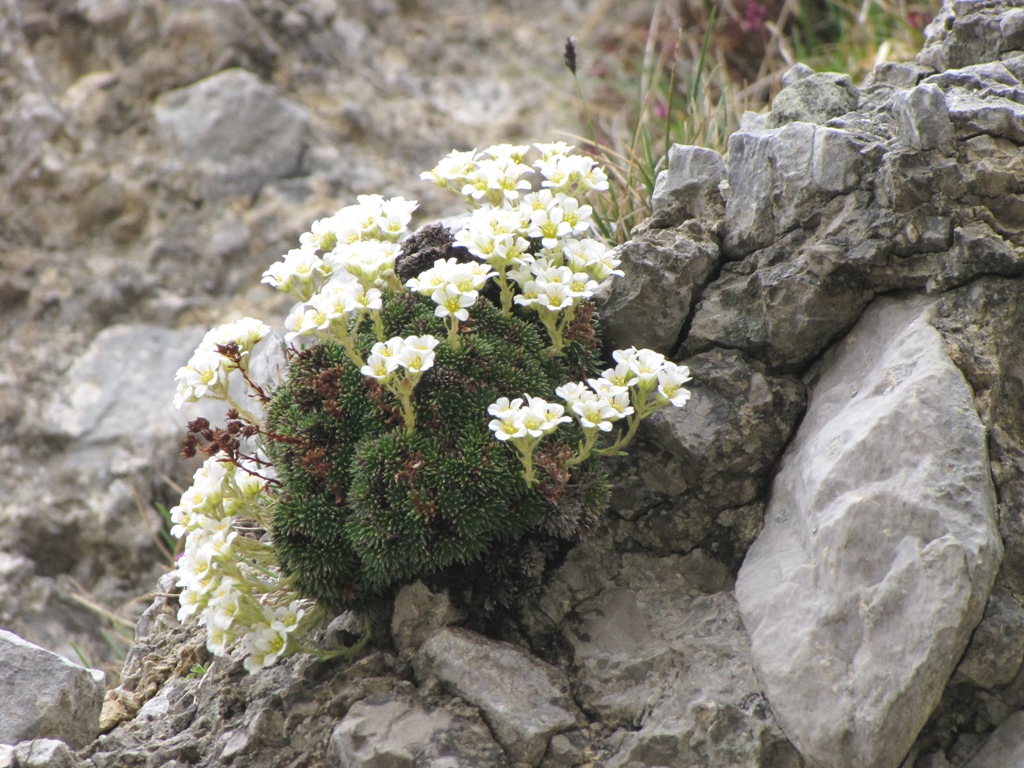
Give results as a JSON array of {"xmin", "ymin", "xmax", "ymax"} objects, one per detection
[
  {"xmin": 0, "ymin": 630, "xmax": 105, "ymax": 749},
  {"xmin": 601, "ymin": 228, "xmax": 719, "ymax": 353},
  {"xmin": 40, "ymin": 324, "xmax": 210, "ymax": 445},
  {"xmin": 154, "ymin": 68, "xmax": 310, "ymax": 198},
  {"xmin": 893, "ymin": 83, "xmax": 956, "ymax": 153},
  {"xmin": 415, "ymin": 628, "xmax": 583, "ymax": 766},
  {"xmin": 328, "ymin": 693, "xmax": 507, "ymax": 768},
  {"xmin": 650, "ymin": 144, "xmax": 726, "ymax": 222},
  {"xmin": 13, "ymin": 739, "xmax": 75, "ymax": 768},
  {"xmin": 781, "ymin": 62, "xmax": 815, "ymax": 87},
  {"xmin": 391, "ymin": 581, "xmax": 464, "ymax": 657},
  {"xmin": 768, "ymin": 72, "xmax": 859, "ymax": 127}
]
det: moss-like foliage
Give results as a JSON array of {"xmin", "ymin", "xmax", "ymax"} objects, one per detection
[{"xmin": 266, "ymin": 287, "xmax": 609, "ymax": 614}]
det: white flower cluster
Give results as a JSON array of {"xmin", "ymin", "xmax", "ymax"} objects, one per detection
[
  {"xmin": 360, "ymin": 334, "xmax": 439, "ymax": 380},
  {"xmin": 405, "ymin": 258, "xmax": 496, "ymax": 350},
  {"xmin": 360, "ymin": 334, "xmax": 439, "ymax": 435},
  {"xmin": 422, "ymin": 143, "xmax": 620, "ymax": 351},
  {"xmin": 173, "ymin": 317, "xmax": 271, "ymax": 410},
  {"xmin": 261, "ymin": 195, "xmax": 418, "ymax": 345},
  {"xmin": 487, "ymin": 395, "xmax": 573, "ymax": 441},
  {"xmin": 170, "ymin": 457, "xmax": 312, "ymax": 673},
  {"xmin": 488, "ymin": 347, "xmax": 692, "ymax": 484}
]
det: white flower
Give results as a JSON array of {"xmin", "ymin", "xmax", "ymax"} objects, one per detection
[
  {"xmin": 206, "ymin": 624, "xmax": 236, "ymax": 656},
  {"xmin": 588, "ymin": 376, "xmax": 629, "ymax": 399},
  {"xmin": 657, "ymin": 364, "xmax": 693, "ymax": 407},
  {"xmin": 397, "ymin": 335, "xmax": 439, "ymax": 374},
  {"xmin": 600, "ymin": 361, "xmax": 636, "ymax": 388},
  {"xmin": 483, "ymin": 143, "xmax": 531, "ymax": 163},
  {"xmin": 269, "ymin": 601, "xmax": 307, "ymax": 635},
  {"xmin": 361, "ymin": 352, "xmax": 393, "ymax": 380},
  {"xmin": 487, "ymin": 397, "xmax": 526, "ymax": 441},
  {"xmin": 488, "ymin": 415, "xmax": 525, "ymax": 441},
  {"xmin": 299, "ymin": 215, "xmax": 341, "ymax": 253},
  {"xmin": 284, "ymin": 304, "xmax": 331, "ymax": 341},
  {"xmin": 571, "ymin": 398, "xmax": 618, "ymax": 432},
  {"xmin": 326, "ymin": 239, "xmax": 399, "ymax": 287},
  {"xmin": 487, "ymin": 397, "xmax": 524, "ymax": 418},
  {"xmin": 207, "ymin": 579, "xmax": 243, "ymax": 631},
  {"xmin": 537, "ymin": 283, "xmax": 575, "ymax": 312},
  {"xmin": 555, "ymin": 381, "xmax": 590, "ymax": 407},
  {"xmin": 377, "ymin": 196, "xmax": 418, "ymax": 240},
  {"xmin": 431, "ymin": 283, "xmax": 477, "ymax": 321},
  {"xmin": 527, "ymin": 202, "xmax": 572, "ymax": 250},
  {"xmin": 242, "ymin": 613, "xmax": 289, "ymax": 673},
  {"xmin": 628, "ymin": 348, "xmax": 667, "ymax": 383},
  {"xmin": 520, "ymin": 395, "xmax": 571, "ymax": 438},
  {"xmin": 420, "ymin": 148, "xmax": 478, "ymax": 188},
  {"xmin": 261, "ymin": 248, "xmax": 327, "ymax": 301},
  {"xmin": 176, "ymin": 586, "xmax": 206, "ymax": 622},
  {"xmin": 173, "ymin": 348, "xmax": 229, "ymax": 407},
  {"xmin": 533, "ymin": 141, "xmax": 574, "ymax": 160},
  {"xmin": 603, "ymin": 390, "xmax": 635, "ymax": 419},
  {"xmin": 361, "ymin": 337, "xmax": 403, "ymax": 379},
  {"xmin": 537, "ymin": 153, "xmax": 609, "ymax": 195},
  {"xmin": 208, "ymin": 317, "xmax": 271, "ymax": 355},
  {"xmin": 568, "ymin": 271, "xmax": 599, "ymax": 299},
  {"xmin": 557, "ymin": 195, "xmax": 594, "ymax": 236}
]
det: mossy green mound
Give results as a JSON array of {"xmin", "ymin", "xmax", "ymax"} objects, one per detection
[{"xmin": 266, "ymin": 290, "xmax": 608, "ymax": 612}]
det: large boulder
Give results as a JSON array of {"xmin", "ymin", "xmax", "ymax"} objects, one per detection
[{"xmin": 736, "ymin": 297, "xmax": 1002, "ymax": 768}]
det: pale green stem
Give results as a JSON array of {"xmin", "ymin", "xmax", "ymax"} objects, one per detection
[
  {"xmin": 539, "ymin": 310, "xmax": 563, "ymax": 356},
  {"xmin": 371, "ymin": 310, "xmax": 386, "ymax": 342},
  {"xmin": 495, "ymin": 267, "xmax": 514, "ymax": 315},
  {"xmin": 446, "ymin": 317, "xmax": 462, "ymax": 352},
  {"xmin": 567, "ymin": 427, "xmax": 601, "ymax": 468}
]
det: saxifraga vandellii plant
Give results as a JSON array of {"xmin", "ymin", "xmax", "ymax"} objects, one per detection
[{"xmin": 169, "ymin": 142, "xmax": 693, "ymax": 673}]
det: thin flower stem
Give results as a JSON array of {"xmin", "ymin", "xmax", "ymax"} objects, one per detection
[
  {"xmin": 567, "ymin": 428, "xmax": 600, "ymax": 467},
  {"xmin": 447, "ymin": 317, "xmax": 462, "ymax": 352}
]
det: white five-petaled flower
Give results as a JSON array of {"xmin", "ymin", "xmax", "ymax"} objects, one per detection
[{"xmin": 657, "ymin": 364, "xmax": 693, "ymax": 407}]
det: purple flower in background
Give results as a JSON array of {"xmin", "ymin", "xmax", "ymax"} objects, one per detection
[{"xmin": 742, "ymin": 0, "xmax": 769, "ymax": 33}]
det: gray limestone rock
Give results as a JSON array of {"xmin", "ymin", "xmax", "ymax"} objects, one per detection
[
  {"xmin": 328, "ymin": 693, "xmax": 508, "ymax": 768},
  {"xmin": 768, "ymin": 72, "xmax": 859, "ymax": 127},
  {"xmin": 962, "ymin": 711, "xmax": 1024, "ymax": 768},
  {"xmin": 13, "ymin": 739, "xmax": 76, "ymax": 768},
  {"xmin": 0, "ymin": 630, "xmax": 105, "ymax": 749},
  {"xmin": 927, "ymin": 57, "xmax": 1024, "ymax": 144},
  {"xmin": 414, "ymin": 628, "xmax": 583, "ymax": 766},
  {"xmin": 564, "ymin": 551, "xmax": 800, "ymax": 767},
  {"xmin": 154, "ymin": 68, "xmax": 310, "ymax": 198},
  {"xmin": 650, "ymin": 144, "xmax": 727, "ymax": 223},
  {"xmin": 687, "ymin": 235, "xmax": 877, "ymax": 370},
  {"xmin": 723, "ymin": 122, "xmax": 870, "ymax": 257},
  {"xmin": 40, "ymin": 323, "xmax": 208, "ymax": 445},
  {"xmin": 391, "ymin": 582, "xmax": 464, "ymax": 658},
  {"xmin": 602, "ymin": 227, "xmax": 719, "ymax": 354},
  {"xmin": 648, "ymin": 349, "xmax": 803, "ymax": 506},
  {"xmin": 918, "ymin": 0, "xmax": 1022, "ymax": 71},
  {"xmin": 953, "ymin": 588, "xmax": 1024, "ymax": 690},
  {"xmin": 893, "ymin": 83, "xmax": 956, "ymax": 153},
  {"xmin": 736, "ymin": 297, "xmax": 1002, "ymax": 768}
]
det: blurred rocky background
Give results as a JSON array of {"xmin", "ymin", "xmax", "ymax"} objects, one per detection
[{"xmin": 3, "ymin": 0, "xmax": 1024, "ymax": 767}]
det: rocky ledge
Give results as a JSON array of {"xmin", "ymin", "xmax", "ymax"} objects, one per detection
[{"xmin": 2, "ymin": 0, "xmax": 1024, "ymax": 766}]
